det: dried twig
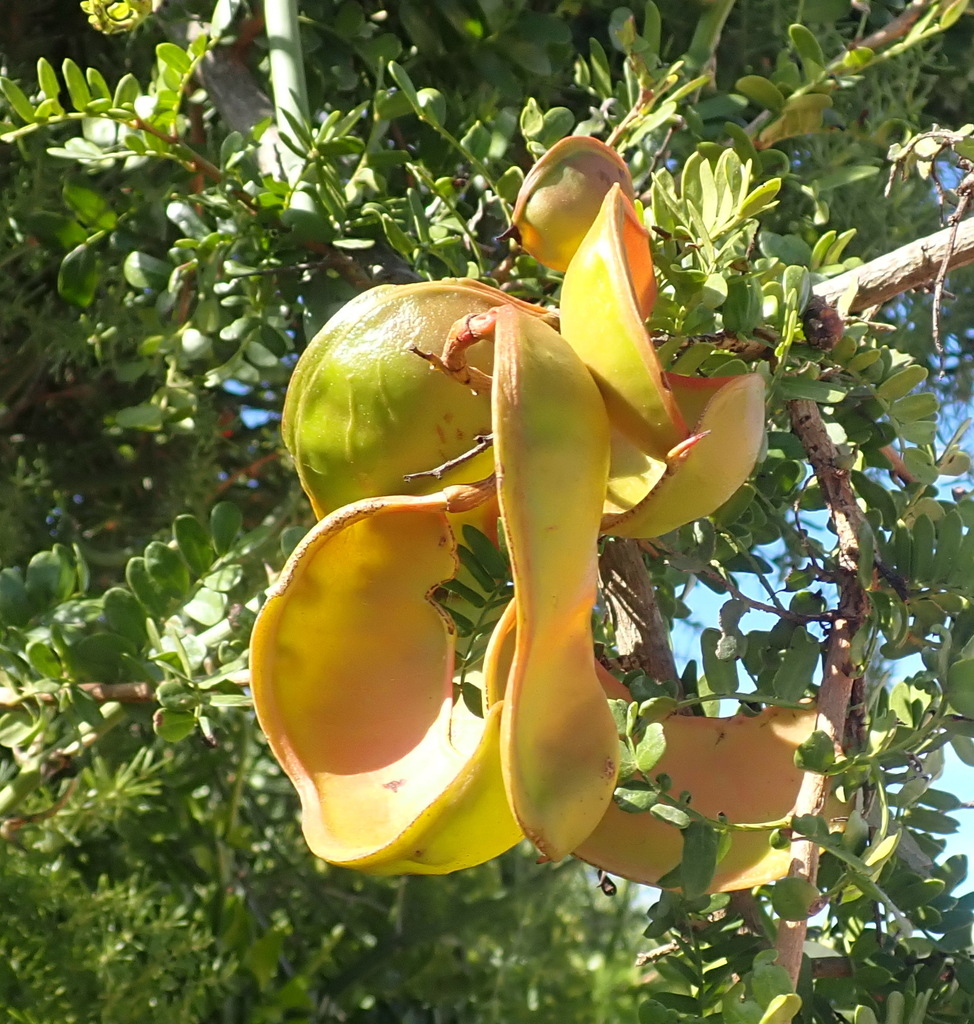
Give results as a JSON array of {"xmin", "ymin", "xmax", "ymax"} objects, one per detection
[
  {"xmin": 931, "ymin": 168, "xmax": 974, "ymax": 362},
  {"xmin": 403, "ymin": 434, "xmax": 494, "ymax": 482}
]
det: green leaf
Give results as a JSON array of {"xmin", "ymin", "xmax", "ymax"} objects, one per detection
[
  {"xmin": 788, "ymin": 23, "xmax": 825, "ymax": 71},
  {"xmin": 680, "ymin": 820, "xmax": 720, "ymax": 899},
  {"xmin": 461, "ymin": 525, "xmax": 509, "ymax": 582},
  {"xmin": 156, "ymin": 42, "xmax": 192, "ymax": 75},
  {"xmin": 153, "ymin": 708, "xmax": 197, "ymax": 742},
  {"xmin": 85, "ymin": 66, "xmax": 112, "ymax": 101},
  {"xmin": 416, "ymin": 88, "xmax": 446, "ymax": 126},
  {"xmin": 0, "ymin": 77, "xmax": 36, "ymax": 122},
  {"xmin": 776, "ymin": 377, "xmax": 848, "ymax": 403},
  {"xmin": 814, "ymin": 165, "xmax": 879, "ymax": 193},
  {"xmin": 36, "ymin": 57, "xmax": 63, "ymax": 111},
  {"xmin": 791, "ymin": 813, "xmax": 829, "ymax": 840},
  {"xmin": 616, "ymin": 781, "xmax": 658, "ymax": 813},
  {"xmin": 387, "ymin": 61, "xmax": 421, "ymax": 112},
  {"xmin": 650, "ymin": 803, "xmax": 691, "ymax": 829},
  {"xmin": 701, "ymin": 627, "xmax": 739, "ymax": 695},
  {"xmin": 26, "ymin": 641, "xmax": 62, "ymax": 678},
  {"xmin": 126, "ymin": 557, "xmax": 168, "ymax": 617},
  {"xmin": 0, "ymin": 711, "xmax": 43, "ymax": 748},
  {"xmin": 103, "ymin": 587, "xmax": 148, "ymax": 644},
  {"xmin": 0, "ymin": 569, "xmax": 32, "ymax": 627},
  {"xmin": 184, "ymin": 587, "xmax": 227, "ymax": 627},
  {"xmin": 210, "ymin": 502, "xmax": 243, "ymax": 555},
  {"xmin": 62, "ymin": 182, "xmax": 116, "ymax": 230},
  {"xmin": 946, "ymin": 659, "xmax": 974, "ymax": 717},
  {"xmin": 112, "ymin": 72, "xmax": 141, "ymax": 109},
  {"xmin": 115, "ymin": 404, "xmax": 164, "ymax": 431},
  {"xmin": 207, "ymin": 692, "xmax": 253, "ymax": 708},
  {"xmin": 940, "ymin": 0, "xmax": 970, "ymax": 30},
  {"xmin": 772, "ymin": 628, "xmax": 821, "ymax": 701},
  {"xmin": 758, "ymin": 995, "xmax": 803, "ymax": 1024},
  {"xmin": 877, "ymin": 364, "xmax": 928, "ymax": 401},
  {"xmin": 61, "ymin": 58, "xmax": 91, "ymax": 109},
  {"xmin": 123, "ymin": 251, "xmax": 170, "ymax": 290},
  {"xmin": 771, "ymin": 876, "xmax": 818, "ymax": 920},
  {"xmin": 145, "ymin": 542, "xmax": 190, "ymax": 602},
  {"xmin": 635, "ymin": 722, "xmax": 666, "ymax": 774},
  {"xmin": 759, "ymin": 231, "xmax": 812, "ymax": 266},
  {"xmin": 25, "ymin": 547, "xmax": 75, "ymax": 610},
  {"xmin": 735, "ymin": 76, "xmax": 786, "ymax": 113},
  {"xmin": 758, "ymin": 93, "xmax": 833, "ymax": 147},
  {"xmin": 173, "ymin": 515, "xmax": 216, "ymax": 577},
  {"xmin": 890, "ymin": 392, "xmax": 939, "ymax": 422},
  {"xmin": 794, "ymin": 729, "xmax": 835, "ymax": 773},
  {"xmin": 58, "ymin": 241, "xmax": 99, "ymax": 308},
  {"xmin": 70, "ymin": 633, "xmax": 137, "ymax": 682}
]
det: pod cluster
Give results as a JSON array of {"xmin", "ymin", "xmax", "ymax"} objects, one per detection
[{"xmin": 251, "ymin": 138, "xmax": 820, "ymax": 891}]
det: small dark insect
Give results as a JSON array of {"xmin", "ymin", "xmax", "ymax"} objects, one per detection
[
  {"xmin": 801, "ymin": 296, "xmax": 844, "ymax": 351},
  {"xmin": 597, "ymin": 869, "xmax": 617, "ymax": 897}
]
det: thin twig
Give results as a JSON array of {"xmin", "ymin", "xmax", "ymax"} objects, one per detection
[
  {"xmin": 931, "ymin": 168, "xmax": 974, "ymax": 366},
  {"xmin": 403, "ymin": 434, "xmax": 493, "ymax": 482}
]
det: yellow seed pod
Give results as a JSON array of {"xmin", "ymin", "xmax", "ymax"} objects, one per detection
[{"xmin": 509, "ymin": 136, "xmax": 635, "ymax": 272}]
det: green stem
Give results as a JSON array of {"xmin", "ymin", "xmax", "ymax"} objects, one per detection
[
  {"xmin": 264, "ymin": 0, "xmax": 310, "ymax": 182},
  {"xmin": 685, "ymin": 0, "xmax": 737, "ymax": 74}
]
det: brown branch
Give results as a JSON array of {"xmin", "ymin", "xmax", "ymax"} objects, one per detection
[
  {"xmin": 813, "ymin": 216, "xmax": 974, "ymax": 313},
  {"xmin": 853, "ymin": 1, "xmax": 931, "ymax": 53},
  {"xmin": 776, "ymin": 400, "xmax": 870, "ymax": 984},
  {"xmin": 598, "ymin": 539, "xmax": 680, "ymax": 688}
]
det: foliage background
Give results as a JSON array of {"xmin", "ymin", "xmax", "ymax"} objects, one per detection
[{"xmin": 1, "ymin": 1, "xmax": 974, "ymax": 1021}]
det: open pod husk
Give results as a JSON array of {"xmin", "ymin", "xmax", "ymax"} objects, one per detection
[
  {"xmin": 574, "ymin": 705, "xmax": 820, "ymax": 892},
  {"xmin": 251, "ymin": 492, "xmax": 522, "ymax": 874}
]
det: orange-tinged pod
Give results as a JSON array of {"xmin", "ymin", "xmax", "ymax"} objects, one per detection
[
  {"xmin": 250, "ymin": 492, "xmax": 522, "ymax": 873},
  {"xmin": 574, "ymin": 707, "xmax": 820, "ymax": 892},
  {"xmin": 486, "ymin": 306, "xmax": 619, "ymax": 860},
  {"xmin": 603, "ymin": 374, "xmax": 767, "ymax": 539},
  {"xmin": 559, "ymin": 184, "xmax": 681, "ymax": 461},
  {"xmin": 510, "ymin": 136, "xmax": 636, "ymax": 273},
  {"xmin": 283, "ymin": 279, "xmax": 548, "ymax": 519}
]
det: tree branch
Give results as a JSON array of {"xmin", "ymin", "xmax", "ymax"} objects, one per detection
[
  {"xmin": 813, "ymin": 216, "xmax": 974, "ymax": 313},
  {"xmin": 598, "ymin": 539, "xmax": 680, "ymax": 687},
  {"xmin": 775, "ymin": 399, "xmax": 870, "ymax": 984}
]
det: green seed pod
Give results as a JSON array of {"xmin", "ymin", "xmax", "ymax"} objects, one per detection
[
  {"xmin": 284, "ymin": 279, "xmax": 540, "ymax": 518},
  {"xmin": 509, "ymin": 136, "xmax": 635, "ymax": 272}
]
